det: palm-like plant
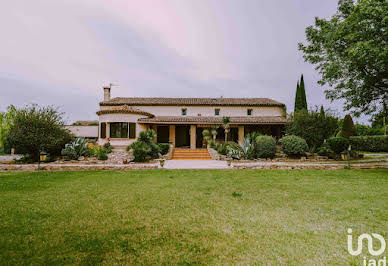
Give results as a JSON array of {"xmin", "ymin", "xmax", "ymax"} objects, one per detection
[
  {"xmin": 210, "ymin": 125, "xmax": 218, "ymax": 141},
  {"xmin": 222, "ymin": 117, "xmax": 230, "ymax": 142}
]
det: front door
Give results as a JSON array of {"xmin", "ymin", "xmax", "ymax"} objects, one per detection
[
  {"xmin": 175, "ymin": 125, "xmax": 190, "ymax": 147},
  {"xmin": 157, "ymin": 126, "xmax": 169, "ymax": 143}
]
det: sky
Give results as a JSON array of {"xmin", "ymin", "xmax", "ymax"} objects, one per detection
[{"xmin": 1, "ymin": 0, "xmax": 363, "ymax": 124}]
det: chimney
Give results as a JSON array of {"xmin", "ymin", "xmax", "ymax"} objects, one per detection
[{"xmin": 103, "ymin": 87, "xmax": 111, "ymax": 101}]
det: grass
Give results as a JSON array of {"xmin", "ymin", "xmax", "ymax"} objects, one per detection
[{"xmin": 0, "ymin": 170, "xmax": 387, "ymax": 265}]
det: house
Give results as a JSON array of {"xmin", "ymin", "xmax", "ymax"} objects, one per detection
[
  {"xmin": 65, "ymin": 121, "xmax": 99, "ymax": 140},
  {"xmin": 97, "ymin": 87, "xmax": 287, "ymax": 149}
]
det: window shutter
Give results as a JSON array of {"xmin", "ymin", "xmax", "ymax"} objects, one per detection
[
  {"xmin": 129, "ymin": 123, "xmax": 136, "ymax": 138},
  {"xmin": 100, "ymin": 123, "xmax": 106, "ymax": 138}
]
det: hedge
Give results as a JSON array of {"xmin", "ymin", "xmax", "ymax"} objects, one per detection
[{"xmin": 349, "ymin": 136, "xmax": 388, "ymax": 152}]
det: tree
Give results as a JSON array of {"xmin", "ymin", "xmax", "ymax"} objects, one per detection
[
  {"xmin": 6, "ymin": 105, "xmax": 73, "ymax": 161},
  {"xmin": 298, "ymin": 0, "xmax": 388, "ymax": 116},
  {"xmin": 222, "ymin": 117, "xmax": 230, "ymax": 142},
  {"xmin": 210, "ymin": 125, "xmax": 218, "ymax": 141},
  {"xmin": 342, "ymin": 114, "xmax": 356, "ymax": 138},
  {"xmin": 294, "ymin": 75, "xmax": 308, "ymax": 112},
  {"xmin": 0, "ymin": 105, "xmax": 17, "ymax": 153},
  {"xmin": 320, "ymin": 105, "xmax": 325, "ymax": 117},
  {"xmin": 299, "ymin": 74, "xmax": 308, "ymax": 110},
  {"xmin": 286, "ymin": 108, "xmax": 339, "ymax": 150}
]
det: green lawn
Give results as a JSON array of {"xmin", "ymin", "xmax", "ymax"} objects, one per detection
[{"xmin": 0, "ymin": 170, "xmax": 387, "ymax": 265}]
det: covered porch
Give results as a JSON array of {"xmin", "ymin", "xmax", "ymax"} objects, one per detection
[{"xmin": 139, "ymin": 116, "xmax": 286, "ymax": 149}]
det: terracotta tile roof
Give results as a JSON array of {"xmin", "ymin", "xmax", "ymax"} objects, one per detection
[
  {"xmin": 96, "ymin": 105, "xmax": 154, "ymax": 117},
  {"xmin": 100, "ymin": 97, "xmax": 284, "ymax": 107},
  {"xmin": 138, "ymin": 116, "xmax": 286, "ymax": 125}
]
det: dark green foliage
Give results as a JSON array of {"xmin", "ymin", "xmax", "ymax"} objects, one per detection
[
  {"xmin": 342, "ymin": 114, "xmax": 356, "ymax": 138},
  {"xmin": 327, "ymin": 137, "xmax": 350, "ymax": 154},
  {"xmin": 349, "ymin": 136, "xmax": 388, "ymax": 152},
  {"xmin": 279, "ymin": 135, "xmax": 308, "ymax": 157},
  {"xmin": 217, "ymin": 143, "xmax": 229, "ymax": 155},
  {"xmin": 158, "ymin": 143, "xmax": 170, "ymax": 155},
  {"xmin": 6, "ymin": 105, "xmax": 74, "ymax": 162},
  {"xmin": 299, "ymin": 75, "xmax": 307, "ymax": 110},
  {"xmin": 103, "ymin": 142, "xmax": 112, "ymax": 153},
  {"xmin": 97, "ymin": 149, "xmax": 108, "ymax": 160},
  {"xmin": 298, "ymin": 0, "xmax": 388, "ymax": 116},
  {"xmin": 256, "ymin": 135, "xmax": 276, "ymax": 158},
  {"xmin": 130, "ymin": 141, "xmax": 150, "ymax": 162},
  {"xmin": 286, "ymin": 108, "xmax": 338, "ymax": 149},
  {"xmin": 294, "ymin": 75, "xmax": 308, "ymax": 112},
  {"xmin": 317, "ymin": 142, "xmax": 334, "ymax": 157},
  {"xmin": 128, "ymin": 130, "xmax": 160, "ymax": 162},
  {"xmin": 355, "ymin": 124, "xmax": 384, "ymax": 136}
]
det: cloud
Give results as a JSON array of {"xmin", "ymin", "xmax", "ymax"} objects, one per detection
[{"xmin": 0, "ymin": 0, "xmax": 368, "ymax": 123}]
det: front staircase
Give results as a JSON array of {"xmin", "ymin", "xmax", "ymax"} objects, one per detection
[{"xmin": 171, "ymin": 148, "xmax": 212, "ymax": 160}]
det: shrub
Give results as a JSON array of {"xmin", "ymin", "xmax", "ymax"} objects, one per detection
[
  {"xmin": 349, "ymin": 136, "xmax": 388, "ymax": 152},
  {"xmin": 342, "ymin": 114, "xmax": 356, "ymax": 138},
  {"xmin": 97, "ymin": 149, "xmax": 108, "ymax": 160},
  {"xmin": 138, "ymin": 130, "xmax": 155, "ymax": 145},
  {"xmin": 279, "ymin": 135, "xmax": 308, "ymax": 157},
  {"xmin": 255, "ymin": 135, "xmax": 276, "ymax": 158},
  {"xmin": 227, "ymin": 144, "xmax": 243, "ymax": 160},
  {"xmin": 327, "ymin": 137, "xmax": 349, "ymax": 154},
  {"xmin": 130, "ymin": 141, "xmax": 150, "ymax": 162},
  {"xmin": 158, "ymin": 143, "xmax": 170, "ymax": 155},
  {"xmin": 317, "ymin": 142, "xmax": 335, "ymax": 158},
  {"xmin": 286, "ymin": 108, "xmax": 338, "ymax": 150},
  {"xmin": 61, "ymin": 138, "xmax": 88, "ymax": 160},
  {"xmin": 217, "ymin": 143, "xmax": 229, "ymax": 155},
  {"xmin": 103, "ymin": 142, "xmax": 112, "ymax": 153},
  {"xmin": 209, "ymin": 140, "xmax": 216, "ymax": 149},
  {"xmin": 6, "ymin": 105, "xmax": 74, "ymax": 161}
]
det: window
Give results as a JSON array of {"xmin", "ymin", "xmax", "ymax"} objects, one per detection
[
  {"xmin": 181, "ymin": 108, "xmax": 187, "ymax": 116},
  {"xmin": 109, "ymin": 122, "xmax": 136, "ymax": 138},
  {"xmin": 215, "ymin": 108, "xmax": 220, "ymax": 116},
  {"xmin": 100, "ymin": 123, "xmax": 106, "ymax": 138},
  {"xmin": 247, "ymin": 109, "xmax": 253, "ymax": 116},
  {"xmin": 110, "ymin": 122, "xmax": 128, "ymax": 138}
]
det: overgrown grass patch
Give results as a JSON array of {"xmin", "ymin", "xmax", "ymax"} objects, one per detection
[{"xmin": 0, "ymin": 170, "xmax": 387, "ymax": 264}]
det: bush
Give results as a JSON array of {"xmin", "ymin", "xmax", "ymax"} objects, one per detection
[
  {"xmin": 97, "ymin": 149, "xmax": 108, "ymax": 160},
  {"xmin": 342, "ymin": 114, "xmax": 356, "ymax": 138},
  {"xmin": 103, "ymin": 142, "xmax": 112, "ymax": 153},
  {"xmin": 227, "ymin": 144, "xmax": 243, "ymax": 160},
  {"xmin": 61, "ymin": 138, "xmax": 88, "ymax": 160},
  {"xmin": 130, "ymin": 141, "xmax": 150, "ymax": 162},
  {"xmin": 279, "ymin": 135, "xmax": 308, "ymax": 157},
  {"xmin": 217, "ymin": 143, "xmax": 229, "ymax": 155},
  {"xmin": 349, "ymin": 136, "xmax": 388, "ymax": 152},
  {"xmin": 327, "ymin": 137, "xmax": 349, "ymax": 154},
  {"xmin": 6, "ymin": 105, "xmax": 74, "ymax": 161},
  {"xmin": 209, "ymin": 140, "xmax": 216, "ymax": 149},
  {"xmin": 317, "ymin": 143, "xmax": 332, "ymax": 156},
  {"xmin": 255, "ymin": 135, "xmax": 276, "ymax": 158},
  {"xmin": 286, "ymin": 108, "xmax": 338, "ymax": 150},
  {"xmin": 158, "ymin": 143, "xmax": 170, "ymax": 155}
]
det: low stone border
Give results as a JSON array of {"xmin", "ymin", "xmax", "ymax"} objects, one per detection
[{"xmin": 0, "ymin": 163, "xmax": 158, "ymax": 171}]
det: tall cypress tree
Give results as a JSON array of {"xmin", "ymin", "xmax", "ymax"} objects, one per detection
[
  {"xmin": 299, "ymin": 74, "xmax": 308, "ymax": 110},
  {"xmin": 294, "ymin": 81, "xmax": 301, "ymax": 113}
]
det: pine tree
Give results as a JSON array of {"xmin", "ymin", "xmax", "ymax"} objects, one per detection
[
  {"xmin": 299, "ymin": 74, "xmax": 308, "ymax": 110},
  {"xmin": 342, "ymin": 114, "xmax": 356, "ymax": 139}
]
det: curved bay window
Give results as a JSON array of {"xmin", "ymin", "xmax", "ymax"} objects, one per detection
[{"xmin": 110, "ymin": 122, "xmax": 136, "ymax": 138}]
